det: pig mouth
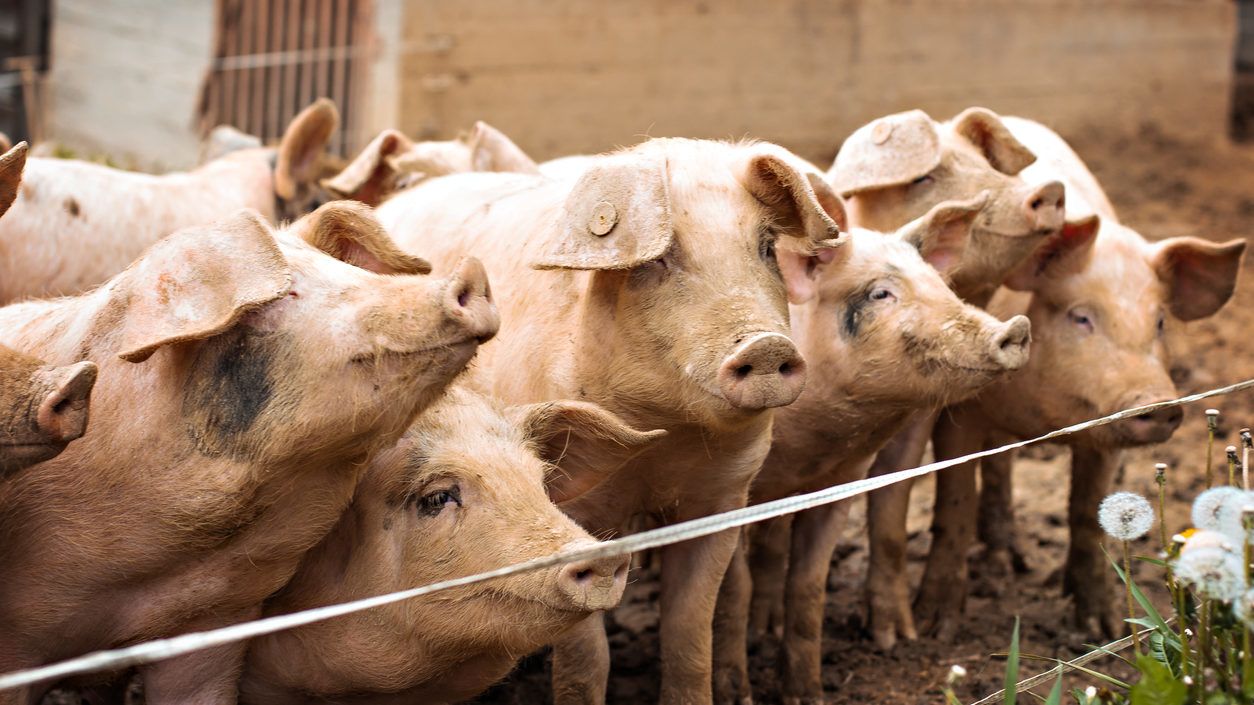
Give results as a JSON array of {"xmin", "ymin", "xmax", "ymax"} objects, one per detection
[{"xmin": 349, "ymin": 337, "xmax": 479, "ymax": 364}]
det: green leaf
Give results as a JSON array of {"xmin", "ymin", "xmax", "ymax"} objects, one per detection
[
  {"xmin": 1006, "ymin": 617, "xmax": 1021, "ymax": 705},
  {"xmin": 1105, "ymin": 546, "xmax": 1173, "ymax": 636},
  {"xmin": 1129, "ymin": 654, "xmax": 1186, "ymax": 705},
  {"xmin": 1044, "ymin": 675, "xmax": 1064, "ymax": 705}
]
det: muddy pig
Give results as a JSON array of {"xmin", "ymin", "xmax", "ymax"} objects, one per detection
[
  {"xmin": 912, "ymin": 117, "xmax": 1246, "ymax": 638},
  {"xmin": 0, "ymin": 202, "xmax": 497, "ymax": 704},
  {"xmin": 377, "ymin": 137, "xmax": 844, "ymax": 704},
  {"xmin": 0, "ymin": 141, "xmax": 97, "ymax": 476},
  {"xmin": 241, "ymin": 387, "xmax": 665, "ymax": 704},
  {"xmin": 711, "ymin": 196, "xmax": 1032, "ymax": 704},
  {"xmin": 322, "ymin": 120, "xmax": 540, "ymax": 207},
  {"xmin": 0, "ymin": 99, "xmax": 344, "ymax": 303},
  {"xmin": 827, "ymin": 108, "xmax": 1067, "ymax": 649}
]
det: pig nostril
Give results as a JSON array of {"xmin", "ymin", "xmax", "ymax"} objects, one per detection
[
  {"xmin": 778, "ymin": 362, "xmax": 794, "ymax": 376},
  {"xmin": 1135, "ymin": 412, "xmax": 1153, "ymax": 422},
  {"xmin": 734, "ymin": 364, "xmax": 753, "ymax": 379},
  {"xmin": 456, "ymin": 286, "xmax": 471, "ymax": 308},
  {"xmin": 573, "ymin": 568, "xmax": 594, "ymax": 583},
  {"xmin": 1030, "ymin": 197, "xmax": 1044, "ymax": 211}
]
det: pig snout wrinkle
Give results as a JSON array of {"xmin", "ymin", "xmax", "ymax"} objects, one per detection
[
  {"xmin": 555, "ymin": 552, "xmax": 629, "ymax": 612},
  {"xmin": 1024, "ymin": 181, "xmax": 1065, "ymax": 233},
  {"xmin": 444, "ymin": 257, "xmax": 499, "ymax": 344},
  {"xmin": 717, "ymin": 332, "xmax": 806, "ymax": 410},
  {"xmin": 988, "ymin": 315, "xmax": 1031, "ymax": 371}
]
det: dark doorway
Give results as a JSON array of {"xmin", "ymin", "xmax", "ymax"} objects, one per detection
[{"xmin": 0, "ymin": 0, "xmax": 51, "ymax": 143}]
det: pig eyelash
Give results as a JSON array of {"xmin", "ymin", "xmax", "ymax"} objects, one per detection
[
  {"xmin": 414, "ymin": 484, "xmax": 462, "ymax": 517},
  {"xmin": 910, "ymin": 174, "xmax": 935, "ymax": 187}
]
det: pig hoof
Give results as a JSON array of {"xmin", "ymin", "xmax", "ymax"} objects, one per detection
[{"xmin": 913, "ymin": 582, "xmax": 965, "ymax": 641}]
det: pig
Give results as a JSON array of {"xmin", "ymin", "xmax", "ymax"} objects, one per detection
[
  {"xmin": 322, "ymin": 120, "xmax": 540, "ymax": 207},
  {"xmin": 826, "ymin": 108, "xmax": 1068, "ymax": 650},
  {"xmin": 0, "ymin": 140, "xmax": 98, "ymax": 477},
  {"xmin": 911, "ymin": 117, "xmax": 1246, "ymax": 638},
  {"xmin": 240, "ymin": 387, "xmax": 665, "ymax": 705},
  {"xmin": 376, "ymin": 137, "xmax": 845, "ymax": 704},
  {"xmin": 0, "ymin": 99, "xmax": 341, "ymax": 304},
  {"xmin": 0, "ymin": 202, "xmax": 498, "ymax": 704},
  {"xmin": 711, "ymin": 196, "xmax": 1033, "ymax": 704}
]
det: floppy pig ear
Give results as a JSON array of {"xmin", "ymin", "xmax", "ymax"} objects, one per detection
[
  {"xmin": 115, "ymin": 210, "xmax": 293, "ymax": 362},
  {"xmin": 950, "ymin": 107, "xmax": 1036, "ymax": 176},
  {"xmin": 0, "ymin": 141, "xmax": 28, "ymax": 220},
  {"xmin": 275, "ymin": 98, "xmax": 339, "ymax": 200},
  {"xmin": 533, "ymin": 151, "xmax": 674, "ymax": 270},
  {"xmin": 1153, "ymin": 237, "xmax": 1246, "ymax": 321},
  {"xmin": 828, "ymin": 110, "xmax": 942, "ymax": 197},
  {"xmin": 898, "ymin": 191, "xmax": 989, "ymax": 276},
  {"xmin": 1002, "ymin": 215, "xmax": 1099, "ymax": 291},
  {"xmin": 745, "ymin": 155, "xmax": 847, "ymax": 304},
  {"xmin": 469, "ymin": 121, "xmax": 540, "ymax": 174},
  {"xmin": 293, "ymin": 201, "xmax": 431, "ymax": 275},
  {"xmin": 512, "ymin": 400, "xmax": 666, "ymax": 505},
  {"xmin": 321, "ymin": 129, "xmax": 414, "ymax": 206}
]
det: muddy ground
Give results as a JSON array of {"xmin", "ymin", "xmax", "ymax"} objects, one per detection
[{"xmin": 475, "ymin": 126, "xmax": 1254, "ymax": 704}]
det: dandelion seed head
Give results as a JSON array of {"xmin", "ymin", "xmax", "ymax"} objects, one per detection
[
  {"xmin": 1181, "ymin": 529, "xmax": 1235, "ymax": 555},
  {"xmin": 1174, "ymin": 545, "xmax": 1247, "ymax": 601},
  {"xmin": 1219, "ymin": 500, "xmax": 1254, "ymax": 545},
  {"xmin": 1235, "ymin": 588, "xmax": 1254, "ymax": 627},
  {"xmin": 1192, "ymin": 486, "xmax": 1244, "ymax": 531},
  {"xmin": 1098, "ymin": 491, "xmax": 1154, "ymax": 541}
]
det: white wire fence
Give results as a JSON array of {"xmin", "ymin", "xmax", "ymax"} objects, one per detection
[{"xmin": 0, "ymin": 378, "xmax": 1251, "ymax": 693}]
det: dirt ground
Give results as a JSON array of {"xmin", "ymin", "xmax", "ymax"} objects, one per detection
[{"xmin": 473, "ymin": 125, "xmax": 1254, "ymax": 704}]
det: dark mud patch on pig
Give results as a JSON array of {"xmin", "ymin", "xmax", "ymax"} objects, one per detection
[{"xmin": 182, "ymin": 329, "xmax": 287, "ymax": 457}]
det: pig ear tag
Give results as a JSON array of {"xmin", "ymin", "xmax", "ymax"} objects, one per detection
[
  {"xmin": 871, "ymin": 120, "xmax": 894, "ymax": 145},
  {"xmin": 588, "ymin": 201, "xmax": 618, "ymax": 237}
]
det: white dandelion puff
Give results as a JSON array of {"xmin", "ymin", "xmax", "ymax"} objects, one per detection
[
  {"xmin": 1219, "ymin": 500, "xmax": 1254, "ymax": 546},
  {"xmin": 1098, "ymin": 492, "xmax": 1154, "ymax": 541},
  {"xmin": 1235, "ymin": 588, "xmax": 1254, "ymax": 626},
  {"xmin": 1175, "ymin": 545, "xmax": 1247, "ymax": 601},
  {"xmin": 1192, "ymin": 486, "xmax": 1244, "ymax": 531},
  {"xmin": 1182, "ymin": 529, "xmax": 1236, "ymax": 555}
]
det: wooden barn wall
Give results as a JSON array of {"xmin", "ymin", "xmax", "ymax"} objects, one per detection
[
  {"xmin": 397, "ymin": 0, "xmax": 1237, "ymax": 165},
  {"xmin": 45, "ymin": 0, "xmax": 213, "ymax": 169}
]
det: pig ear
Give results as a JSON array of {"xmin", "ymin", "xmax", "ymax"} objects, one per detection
[
  {"xmin": 898, "ymin": 191, "xmax": 989, "ymax": 276},
  {"xmin": 950, "ymin": 107, "xmax": 1036, "ymax": 176},
  {"xmin": 35, "ymin": 361, "xmax": 97, "ymax": 443},
  {"xmin": 0, "ymin": 141, "xmax": 28, "ymax": 220},
  {"xmin": 512, "ymin": 400, "xmax": 667, "ymax": 505},
  {"xmin": 468, "ymin": 121, "xmax": 540, "ymax": 174},
  {"xmin": 1002, "ymin": 215, "xmax": 1099, "ymax": 291},
  {"xmin": 275, "ymin": 98, "xmax": 339, "ymax": 201},
  {"xmin": 201, "ymin": 125, "xmax": 263, "ymax": 164},
  {"xmin": 828, "ymin": 110, "xmax": 942, "ymax": 197},
  {"xmin": 745, "ymin": 155, "xmax": 847, "ymax": 304},
  {"xmin": 534, "ymin": 152, "xmax": 674, "ymax": 270},
  {"xmin": 321, "ymin": 129, "xmax": 415, "ymax": 207},
  {"xmin": 1152, "ymin": 237, "xmax": 1246, "ymax": 321},
  {"xmin": 292, "ymin": 201, "xmax": 431, "ymax": 275},
  {"xmin": 115, "ymin": 210, "xmax": 294, "ymax": 363}
]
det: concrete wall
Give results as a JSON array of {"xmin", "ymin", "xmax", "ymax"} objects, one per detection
[
  {"xmin": 397, "ymin": 0, "xmax": 1236, "ymax": 165},
  {"xmin": 45, "ymin": 0, "xmax": 213, "ymax": 170}
]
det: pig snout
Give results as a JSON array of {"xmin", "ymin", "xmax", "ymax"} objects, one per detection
[
  {"xmin": 554, "ymin": 545, "xmax": 629, "ymax": 612},
  {"xmin": 1023, "ymin": 181, "xmax": 1065, "ymax": 233},
  {"xmin": 987, "ymin": 315, "xmax": 1031, "ymax": 371},
  {"xmin": 1114, "ymin": 394, "xmax": 1184, "ymax": 445},
  {"xmin": 716, "ymin": 333, "xmax": 807, "ymax": 410},
  {"xmin": 442, "ymin": 257, "xmax": 499, "ymax": 344}
]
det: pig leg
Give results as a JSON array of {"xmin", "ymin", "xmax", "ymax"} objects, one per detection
[
  {"xmin": 713, "ymin": 531, "xmax": 754, "ymax": 705},
  {"xmin": 780, "ymin": 501, "xmax": 852, "ymax": 705},
  {"xmin": 659, "ymin": 526, "xmax": 743, "ymax": 705},
  {"xmin": 913, "ymin": 410, "xmax": 986, "ymax": 641},
  {"xmin": 551, "ymin": 612, "xmax": 609, "ymax": 705},
  {"xmin": 974, "ymin": 448, "xmax": 1028, "ymax": 596},
  {"xmin": 1063, "ymin": 445, "xmax": 1123, "ymax": 637},
  {"xmin": 747, "ymin": 516, "xmax": 791, "ymax": 641},
  {"xmin": 865, "ymin": 411, "xmax": 936, "ymax": 651},
  {"xmin": 140, "ymin": 636, "xmax": 249, "ymax": 705}
]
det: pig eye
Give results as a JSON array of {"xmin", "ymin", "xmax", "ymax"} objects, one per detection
[
  {"xmin": 1156, "ymin": 312, "xmax": 1166, "ymax": 336},
  {"xmin": 869, "ymin": 287, "xmax": 896, "ymax": 303},
  {"xmin": 1067, "ymin": 308, "xmax": 1095, "ymax": 333},
  {"xmin": 416, "ymin": 485, "xmax": 462, "ymax": 517},
  {"xmin": 910, "ymin": 174, "xmax": 934, "ymax": 187}
]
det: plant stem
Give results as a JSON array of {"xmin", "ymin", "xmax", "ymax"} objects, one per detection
[
  {"xmin": 1207, "ymin": 409, "xmax": 1219, "ymax": 489},
  {"xmin": 1155, "ymin": 464, "xmax": 1169, "ymax": 552},
  {"xmin": 1123, "ymin": 539, "xmax": 1141, "ymax": 656}
]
